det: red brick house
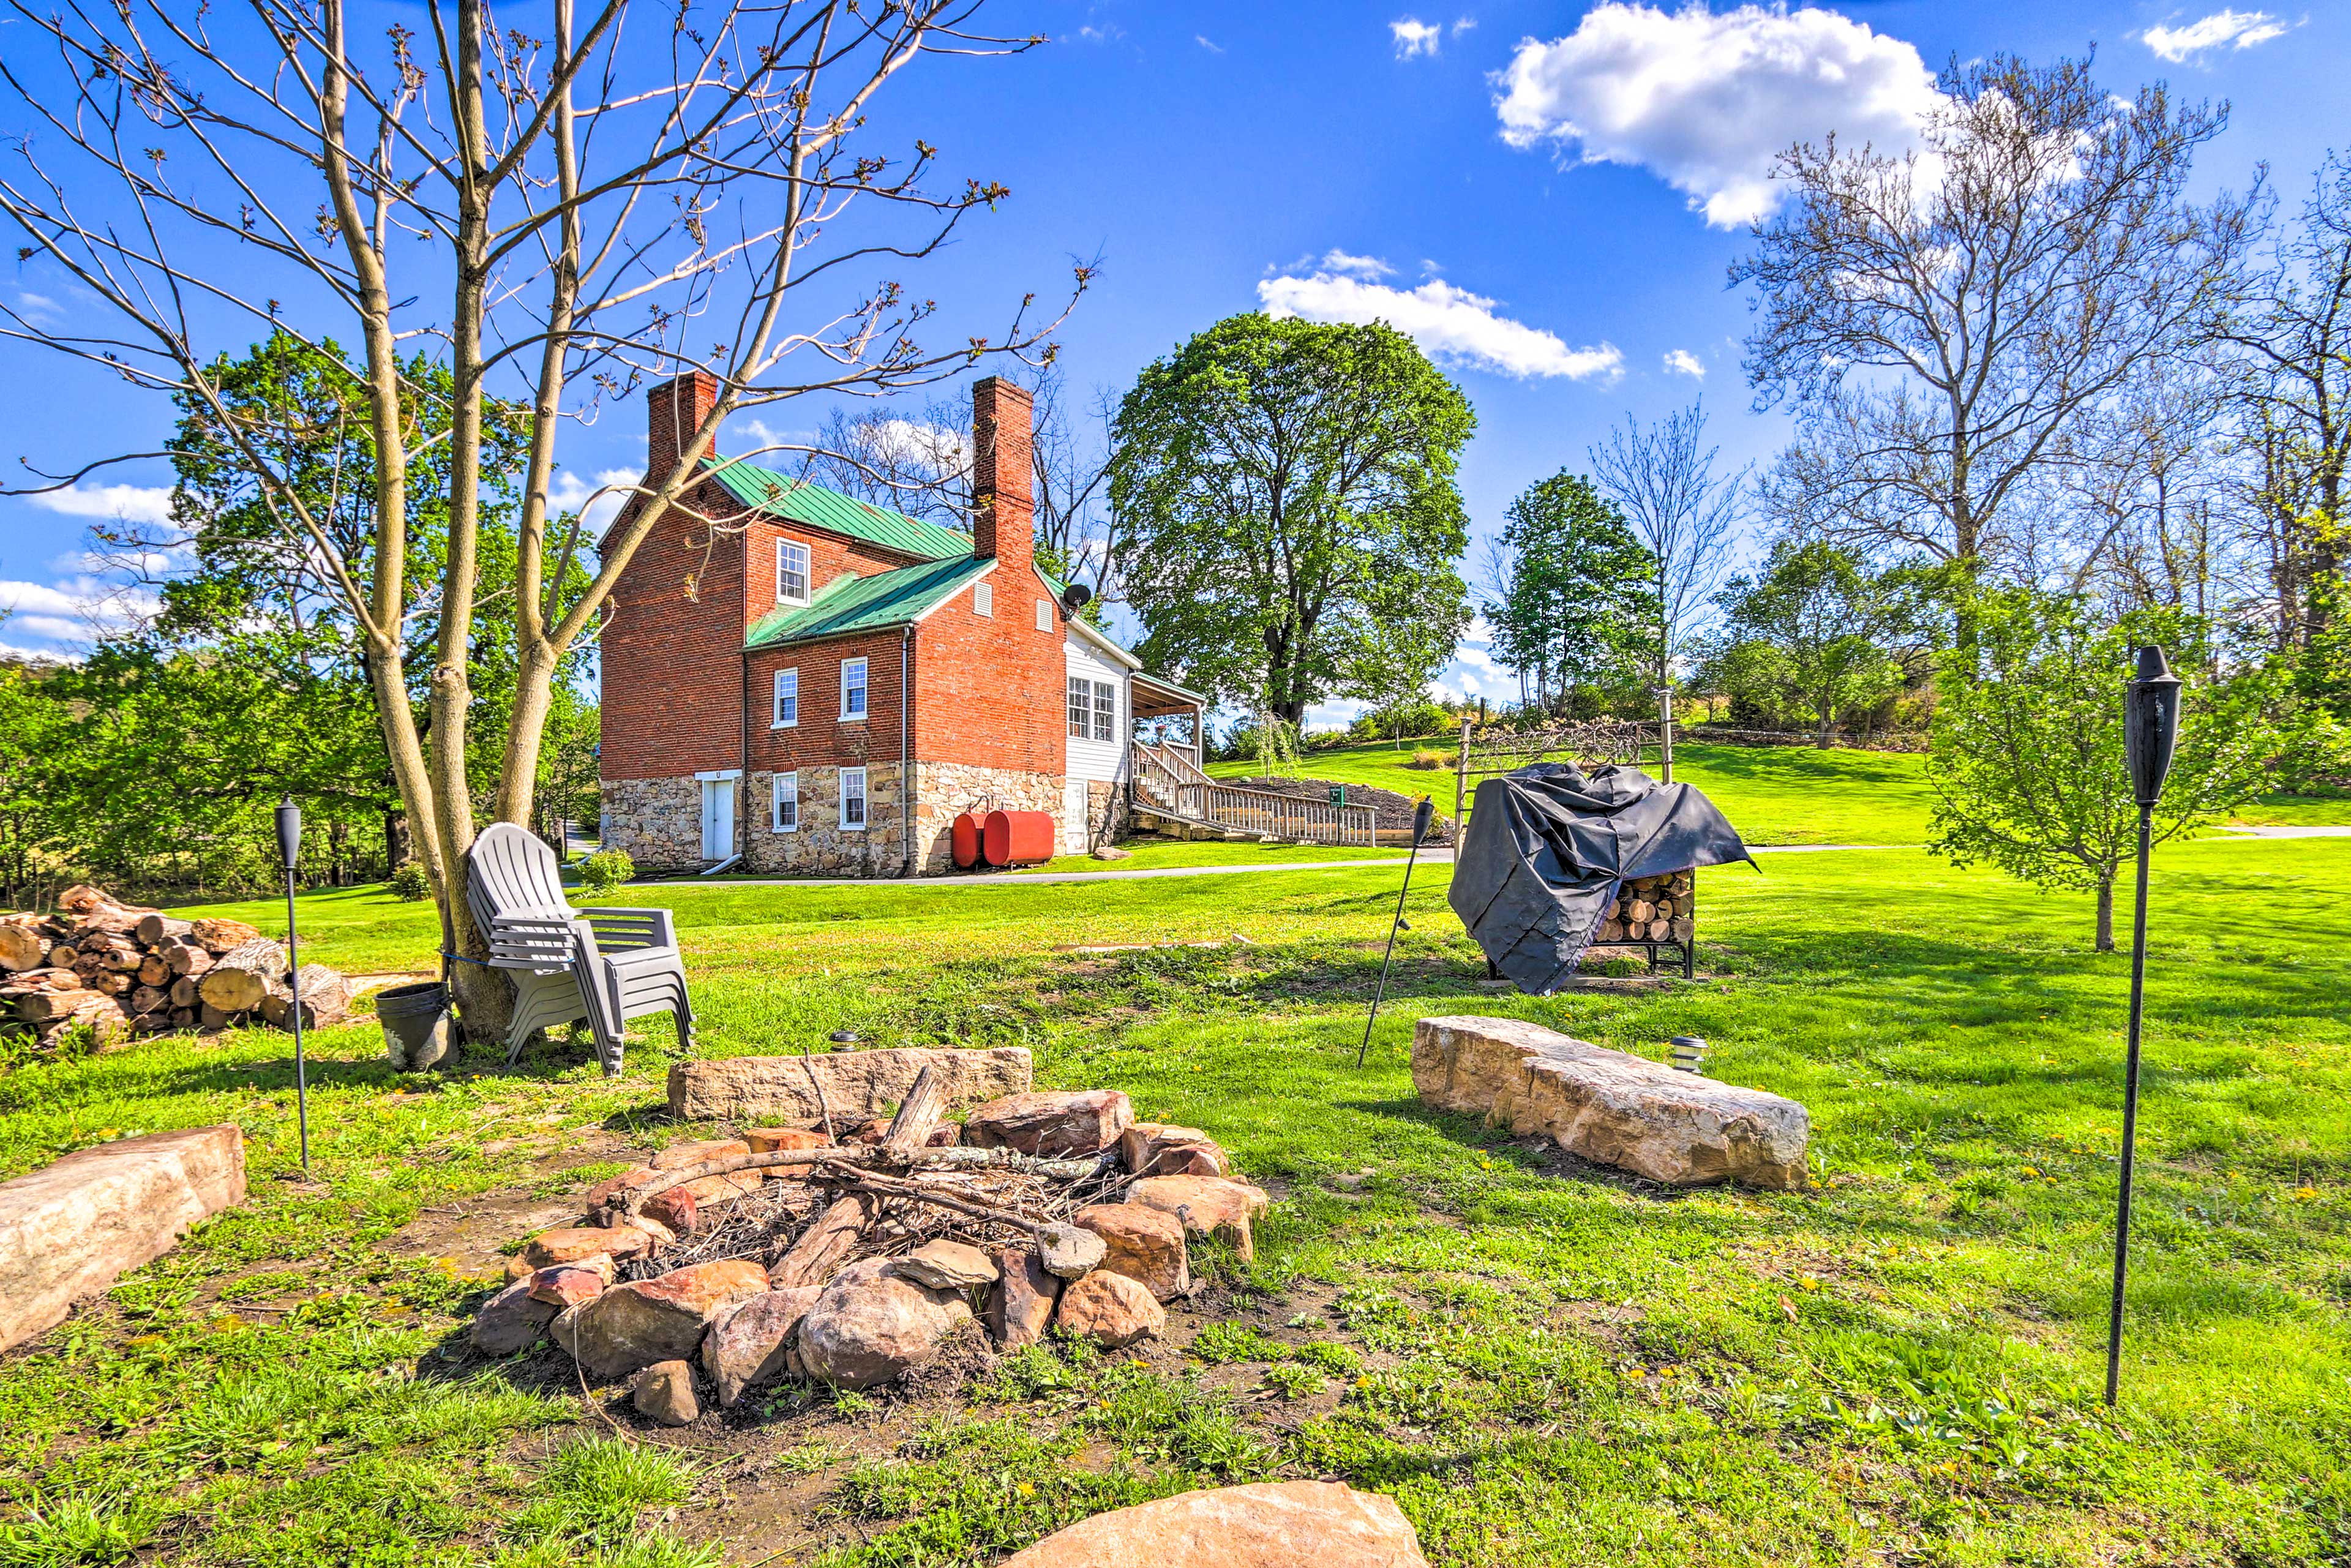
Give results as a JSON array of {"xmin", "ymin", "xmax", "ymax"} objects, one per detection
[{"xmin": 598, "ymin": 373, "xmax": 1205, "ymax": 875}]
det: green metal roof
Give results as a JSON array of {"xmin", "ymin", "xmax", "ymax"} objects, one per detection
[
  {"xmin": 703, "ymin": 460, "xmax": 972, "ymax": 561},
  {"xmin": 744, "ymin": 555, "xmax": 994, "ymax": 650}
]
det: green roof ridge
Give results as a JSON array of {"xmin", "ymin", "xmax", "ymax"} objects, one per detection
[
  {"xmin": 744, "ymin": 555, "xmax": 994, "ymax": 650},
  {"xmin": 703, "ymin": 459, "xmax": 972, "ymax": 561}
]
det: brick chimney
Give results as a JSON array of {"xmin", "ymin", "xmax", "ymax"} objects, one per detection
[
  {"xmin": 970, "ymin": 376, "xmax": 1033, "ymax": 576},
  {"xmin": 646, "ymin": 369, "xmax": 719, "ymax": 485}
]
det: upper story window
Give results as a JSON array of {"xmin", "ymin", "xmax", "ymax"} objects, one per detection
[
  {"xmin": 771, "ymin": 667, "xmax": 798, "ymax": 728},
  {"xmin": 973, "ymin": 582, "xmax": 993, "ymax": 618},
  {"xmin": 1036, "ymin": 599, "xmax": 1053, "ymax": 632},
  {"xmin": 775, "ymin": 539, "xmax": 811, "ymax": 606},
  {"xmin": 841, "ymin": 656, "xmax": 869, "ymax": 719}
]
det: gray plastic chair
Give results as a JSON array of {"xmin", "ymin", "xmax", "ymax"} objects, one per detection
[{"xmin": 463, "ymin": 822, "xmax": 695, "ymax": 1075}]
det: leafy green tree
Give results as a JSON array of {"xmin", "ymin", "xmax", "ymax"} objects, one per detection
[
  {"xmin": 1927, "ymin": 592, "xmax": 2281, "ymax": 950},
  {"xmin": 1711, "ymin": 542, "xmax": 1940, "ymax": 745},
  {"xmin": 1335, "ymin": 579, "xmax": 1470, "ymax": 746},
  {"xmin": 1110, "ymin": 315, "xmax": 1475, "ymax": 726},
  {"xmin": 0, "ymin": 659, "xmax": 73, "ymax": 908},
  {"xmin": 1483, "ymin": 471, "xmax": 1659, "ymax": 713}
]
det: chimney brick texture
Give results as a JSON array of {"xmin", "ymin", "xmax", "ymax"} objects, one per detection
[
  {"xmin": 970, "ymin": 377, "xmax": 1034, "ymax": 577},
  {"xmin": 647, "ymin": 369, "xmax": 719, "ymax": 484}
]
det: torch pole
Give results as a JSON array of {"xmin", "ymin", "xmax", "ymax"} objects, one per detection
[
  {"xmin": 284, "ymin": 863, "xmax": 310, "ymax": 1171},
  {"xmin": 2104, "ymin": 801, "xmax": 2154, "ymax": 1406},
  {"xmin": 1359, "ymin": 800, "xmax": 1437, "ymax": 1069}
]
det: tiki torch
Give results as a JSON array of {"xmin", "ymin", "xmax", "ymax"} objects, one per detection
[
  {"xmin": 1358, "ymin": 798, "xmax": 1438, "ymax": 1068},
  {"xmin": 2107, "ymin": 646, "xmax": 2181, "ymax": 1405},
  {"xmin": 275, "ymin": 797, "xmax": 312, "ymax": 1172}
]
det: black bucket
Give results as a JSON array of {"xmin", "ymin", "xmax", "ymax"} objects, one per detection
[{"xmin": 377, "ymin": 980, "xmax": 452, "ymax": 1070}]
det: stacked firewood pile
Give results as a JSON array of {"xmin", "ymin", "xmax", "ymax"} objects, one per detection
[
  {"xmin": 1592, "ymin": 869, "xmax": 1695, "ymax": 946},
  {"xmin": 471, "ymin": 1068, "xmax": 1264, "ymax": 1425},
  {"xmin": 0, "ymin": 885, "xmax": 351, "ymax": 1049}
]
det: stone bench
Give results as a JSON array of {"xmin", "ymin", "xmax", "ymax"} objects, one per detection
[
  {"xmin": 1412, "ymin": 1016, "xmax": 1809, "ymax": 1190},
  {"xmin": 667, "ymin": 1046, "xmax": 1033, "ymax": 1123},
  {"xmin": 1, "ymin": 1125, "xmax": 247, "ymax": 1351}
]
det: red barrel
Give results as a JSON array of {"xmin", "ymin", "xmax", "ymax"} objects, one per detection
[
  {"xmin": 951, "ymin": 812, "xmax": 981, "ymax": 869},
  {"xmin": 982, "ymin": 809, "xmax": 1056, "ymax": 867}
]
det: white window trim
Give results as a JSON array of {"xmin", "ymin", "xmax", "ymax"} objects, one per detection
[
  {"xmin": 973, "ymin": 582, "xmax": 993, "ymax": 618},
  {"xmin": 771, "ymin": 771, "xmax": 799, "ymax": 833},
  {"xmin": 1036, "ymin": 598, "xmax": 1053, "ymax": 632},
  {"xmin": 1092, "ymin": 679, "xmax": 1117, "ymax": 744},
  {"xmin": 771, "ymin": 666, "xmax": 799, "ymax": 729},
  {"xmin": 841, "ymin": 656, "xmax": 869, "ymax": 721},
  {"xmin": 774, "ymin": 538, "xmax": 812, "ymax": 606},
  {"xmin": 1067, "ymin": 674, "xmax": 1090, "ymax": 740},
  {"xmin": 839, "ymin": 766, "xmax": 868, "ymax": 831}
]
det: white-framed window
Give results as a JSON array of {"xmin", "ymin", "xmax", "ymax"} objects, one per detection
[
  {"xmin": 1067, "ymin": 675, "xmax": 1090, "ymax": 738},
  {"xmin": 1092, "ymin": 679, "xmax": 1116, "ymax": 743},
  {"xmin": 973, "ymin": 582, "xmax": 993, "ymax": 618},
  {"xmin": 839, "ymin": 766, "xmax": 867, "ymax": 830},
  {"xmin": 1036, "ymin": 598, "xmax": 1053, "ymax": 632},
  {"xmin": 775, "ymin": 538, "xmax": 811, "ymax": 605},
  {"xmin": 841, "ymin": 656, "xmax": 868, "ymax": 719},
  {"xmin": 770, "ymin": 771, "xmax": 799, "ymax": 833},
  {"xmin": 771, "ymin": 667, "xmax": 799, "ymax": 728}
]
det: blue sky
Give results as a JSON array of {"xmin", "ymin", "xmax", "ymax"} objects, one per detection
[{"xmin": 2, "ymin": 1, "xmax": 2341, "ymax": 724}]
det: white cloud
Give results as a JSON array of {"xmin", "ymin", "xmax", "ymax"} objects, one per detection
[
  {"xmin": 1196, "ymin": 34, "xmax": 1224, "ymax": 53},
  {"xmin": 1318, "ymin": 249, "xmax": 1395, "ymax": 280},
  {"xmin": 1494, "ymin": 2, "xmax": 1942, "ymax": 228},
  {"xmin": 1258, "ymin": 263, "xmax": 1622, "ymax": 381},
  {"xmin": 1391, "ymin": 18, "xmax": 1442, "ymax": 57},
  {"xmin": 22, "ymin": 481, "xmax": 177, "ymax": 527},
  {"xmin": 0, "ymin": 572, "xmax": 157, "ymax": 651},
  {"xmin": 549, "ymin": 467, "xmax": 643, "ymax": 535},
  {"xmin": 2139, "ymin": 10, "xmax": 2289, "ymax": 61},
  {"xmin": 1662, "ymin": 348, "xmax": 1706, "ymax": 378},
  {"xmin": 1452, "ymin": 17, "xmax": 1477, "ymax": 37}
]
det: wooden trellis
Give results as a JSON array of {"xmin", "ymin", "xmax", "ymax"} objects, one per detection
[{"xmin": 1449, "ymin": 719, "xmax": 1665, "ymax": 849}]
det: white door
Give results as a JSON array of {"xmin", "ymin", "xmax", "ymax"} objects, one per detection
[
  {"xmin": 700, "ymin": 778, "xmax": 736, "ymax": 860},
  {"xmin": 1064, "ymin": 778, "xmax": 1089, "ymax": 852}
]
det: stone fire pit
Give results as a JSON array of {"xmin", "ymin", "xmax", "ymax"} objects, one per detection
[{"xmin": 469, "ymin": 1068, "xmax": 1265, "ymax": 1424}]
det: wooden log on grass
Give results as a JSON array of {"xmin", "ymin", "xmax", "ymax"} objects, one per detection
[
  {"xmin": 259, "ymin": 964, "xmax": 351, "ymax": 1030},
  {"xmin": 164, "ymin": 942, "xmax": 214, "ymax": 978},
  {"xmin": 767, "ymin": 1193, "xmax": 877, "ymax": 1290},
  {"xmin": 189, "ymin": 918, "xmax": 263, "ymax": 956},
  {"xmin": 133, "ymin": 912, "xmax": 193, "ymax": 946},
  {"xmin": 197, "ymin": 938, "xmax": 284, "ymax": 1013},
  {"xmin": 0, "ymin": 920, "xmax": 47, "ymax": 972}
]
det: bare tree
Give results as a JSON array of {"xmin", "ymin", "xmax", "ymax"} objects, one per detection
[
  {"xmin": 1588, "ymin": 401, "xmax": 1743, "ymax": 684},
  {"xmin": 2221, "ymin": 149, "xmax": 2351, "ymax": 650},
  {"xmin": 2047, "ymin": 360, "xmax": 2243, "ymax": 618},
  {"xmin": 1734, "ymin": 56, "xmax": 2255, "ymax": 607},
  {"xmin": 800, "ymin": 364, "xmax": 1120, "ymax": 599},
  {"xmin": 0, "ymin": 0, "xmax": 1081, "ymax": 1030}
]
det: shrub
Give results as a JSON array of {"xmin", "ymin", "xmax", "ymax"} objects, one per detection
[
  {"xmin": 576, "ymin": 850, "xmax": 634, "ymax": 896},
  {"xmin": 1406, "ymin": 749, "xmax": 1448, "ymax": 770},
  {"xmin": 388, "ymin": 861, "xmax": 431, "ymax": 901}
]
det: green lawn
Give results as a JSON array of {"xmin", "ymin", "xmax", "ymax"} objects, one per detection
[
  {"xmin": 3, "ymin": 827, "xmax": 2349, "ymax": 1564},
  {"xmin": 667, "ymin": 838, "xmax": 1411, "ymax": 885}
]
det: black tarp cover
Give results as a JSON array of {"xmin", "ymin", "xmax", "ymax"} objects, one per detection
[{"xmin": 1447, "ymin": 762, "xmax": 1756, "ymax": 994}]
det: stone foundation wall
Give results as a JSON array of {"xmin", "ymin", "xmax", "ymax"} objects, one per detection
[
  {"xmin": 746, "ymin": 763, "xmax": 911, "ymax": 876},
  {"xmin": 1082, "ymin": 779, "xmax": 1127, "ymax": 852},
  {"xmin": 602, "ymin": 776, "xmax": 703, "ymax": 871},
  {"xmin": 908, "ymin": 762, "xmax": 1063, "ymax": 874}
]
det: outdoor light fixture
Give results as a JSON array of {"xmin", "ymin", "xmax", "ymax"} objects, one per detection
[
  {"xmin": 1357, "ymin": 798, "xmax": 1438, "ymax": 1068},
  {"xmin": 2107, "ymin": 645, "xmax": 2181, "ymax": 1406},
  {"xmin": 274, "ymin": 797, "xmax": 312, "ymax": 1172}
]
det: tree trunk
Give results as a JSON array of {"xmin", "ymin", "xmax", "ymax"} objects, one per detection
[{"xmin": 2095, "ymin": 874, "xmax": 2115, "ymax": 953}]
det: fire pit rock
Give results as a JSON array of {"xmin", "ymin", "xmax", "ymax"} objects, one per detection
[
  {"xmin": 1053, "ymin": 1267, "xmax": 1165, "ymax": 1349},
  {"xmin": 964, "ymin": 1089, "xmax": 1134, "ymax": 1157},
  {"xmin": 630, "ymin": 1360, "xmax": 699, "ymax": 1427},
  {"xmin": 797, "ymin": 1257, "xmax": 975, "ymax": 1389},
  {"xmin": 897, "ymin": 1239, "xmax": 999, "ymax": 1291},
  {"xmin": 1124, "ymin": 1176, "xmax": 1269, "ymax": 1262},
  {"xmin": 990, "ymin": 1246, "xmax": 1062, "ymax": 1347},
  {"xmin": 1074, "ymin": 1203, "xmax": 1190, "ymax": 1301},
  {"xmin": 553, "ymin": 1258, "xmax": 770, "ymax": 1379},
  {"xmin": 471, "ymin": 1280, "xmax": 560, "ymax": 1356},
  {"xmin": 703, "ymin": 1286, "xmax": 822, "ymax": 1407}
]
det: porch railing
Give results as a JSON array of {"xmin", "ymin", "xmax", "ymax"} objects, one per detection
[{"xmin": 1131, "ymin": 743, "xmax": 1376, "ymax": 847}]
